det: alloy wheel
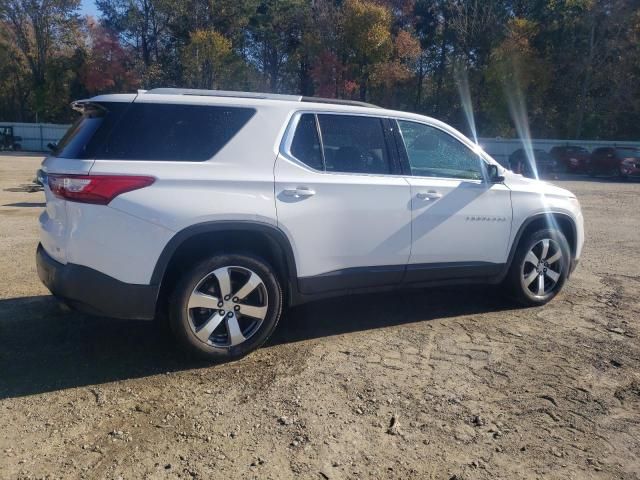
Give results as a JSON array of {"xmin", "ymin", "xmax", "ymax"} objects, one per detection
[
  {"xmin": 187, "ymin": 266, "xmax": 268, "ymax": 348},
  {"xmin": 521, "ymin": 238, "xmax": 563, "ymax": 298}
]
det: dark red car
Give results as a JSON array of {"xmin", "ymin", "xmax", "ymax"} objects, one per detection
[
  {"xmin": 589, "ymin": 147, "xmax": 640, "ymax": 179},
  {"xmin": 549, "ymin": 145, "xmax": 590, "ymax": 173}
]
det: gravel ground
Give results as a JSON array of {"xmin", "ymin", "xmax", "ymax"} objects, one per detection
[{"xmin": 1, "ymin": 154, "xmax": 639, "ymax": 480}]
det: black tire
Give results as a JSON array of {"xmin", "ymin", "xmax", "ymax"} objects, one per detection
[
  {"xmin": 507, "ymin": 228, "xmax": 571, "ymax": 306},
  {"xmin": 168, "ymin": 253, "xmax": 283, "ymax": 361},
  {"xmin": 617, "ymin": 165, "xmax": 628, "ymax": 181}
]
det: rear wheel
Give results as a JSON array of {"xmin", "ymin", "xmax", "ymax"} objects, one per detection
[
  {"xmin": 507, "ymin": 228, "xmax": 571, "ymax": 306},
  {"xmin": 169, "ymin": 254, "xmax": 283, "ymax": 360}
]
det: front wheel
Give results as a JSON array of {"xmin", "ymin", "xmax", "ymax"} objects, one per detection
[
  {"xmin": 169, "ymin": 254, "xmax": 283, "ymax": 361},
  {"xmin": 507, "ymin": 229, "xmax": 571, "ymax": 306}
]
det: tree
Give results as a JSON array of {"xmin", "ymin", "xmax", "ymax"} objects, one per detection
[
  {"xmin": 0, "ymin": 0, "xmax": 81, "ymax": 120},
  {"xmin": 81, "ymin": 18, "xmax": 139, "ymax": 94},
  {"xmin": 182, "ymin": 29, "xmax": 233, "ymax": 89},
  {"xmin": 485, "ymin": 18, "xmax": 551, "ymax": 137},
  {"xmin": 246, "ymin": 0, "xmax": 309, "ymax": 92},
  {"xmin": 414, "ymin": 0, "xmax": 457, "ymax": 113},
  {"xmin": 0, "ymin": 33, "xmax": 31, "ymax": 121},
  {"xmin": 0, "ymin": 0, "xmax": 639, "ymax": 140},
  {"xmin": 370, "ymin": 29, "xmax": 421, "ymax": 107},
  {"xmin": 96, "ymin": 0, "xmax": 172, "ymax": 85},
  {"xmin": 341, "ymin": 0, "xmax": 394, "ymax": 101}
]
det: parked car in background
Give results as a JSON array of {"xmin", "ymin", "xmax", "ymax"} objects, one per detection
[
  {"xmin": 508, "ymin": 148, "xmax": 557, "ymax": 178},
  {"xmin": 549, "ymin": 145, "xmax": 590, "ymax": 173},
  {"xmin": 589, "ymin": 147, "xmax": 640, "ymax": 179}
]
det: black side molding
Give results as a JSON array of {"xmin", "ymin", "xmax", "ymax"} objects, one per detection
[
  {"xmin": 298, "ymin": 264, "xmax": 405, "ymax": 295},
  {"xmin": 403, "ymin": 261, "xmax": 504, "ymax": 284},
  {"xmin": 298, "ymin": 261, "xmax": 505, "ymax": 296}
]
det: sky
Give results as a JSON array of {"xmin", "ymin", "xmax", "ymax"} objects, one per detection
[{"xmin": 80, "ymin": 0, "xmax": 99, "ymax": 18}]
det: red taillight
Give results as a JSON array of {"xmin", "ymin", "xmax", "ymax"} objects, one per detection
[{"xmin": 47, "ymin": 174, "xmax": 155, "ymax": 205}]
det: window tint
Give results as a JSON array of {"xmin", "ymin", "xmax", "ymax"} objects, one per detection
[
  {"xmin": 397, "ymin": 120, "xmax": 484, "ymax": 180},
  {"xmin": 290, "ymin": 113, "xmax": 323, "ymax": 170},
  {"xmin": 616, "ymin": 148, "xmax": 640, "ymax": 158},
  {"xmin": 317, "ymin": 114, "xmax": 391, "ymax": 174},
  {"xmin": 95, "ymin": 103, "xmax": 255, "ymax": 161},
  {"xmin": 54, "ymin": 102, "xmax": 128, "ymax": 159},
  {"xmin": 595, "ymin": 148, "xmax": 613, "ymax": 156}
]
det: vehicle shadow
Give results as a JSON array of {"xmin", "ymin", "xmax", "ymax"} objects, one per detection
[
  {"xmin": 0, "ymin": 287, "xmax": 515, "ymax": 399},
  {"xmin": 3, "ymin": 202, "xmax": 46, "ymax": 208}
]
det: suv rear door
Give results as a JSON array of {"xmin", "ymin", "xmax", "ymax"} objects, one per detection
[
  {"xmin": 275, "ymin": 112, "xmax": 412, "ymax": 294},
  {"xmin": 393, "ymin": 119, "xmax": 513, "ymax": 282}
]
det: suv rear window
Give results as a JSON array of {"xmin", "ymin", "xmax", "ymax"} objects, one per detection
[
  {"xmin": 55, "ymin": 102, "xmax": 255, "ymax": 161},
  {"xmin": 53, "ymin": 102, "xmax": 128, "ymax": 159}
]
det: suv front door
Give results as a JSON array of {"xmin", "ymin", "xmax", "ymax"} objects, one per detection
[
  {"xmin": 275, "ymin": 113, "xmax": 412, "ymax": 294},
  {"xmin": 394, "ymin": 120, "xmax": 512, "ymax": 282}
]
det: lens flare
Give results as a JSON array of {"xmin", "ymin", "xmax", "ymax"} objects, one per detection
[
  {"xmin": 454, "ymin": 62, "xmax": 478, "ymax": 145},
  {"xmin": 504, "ymin": 60, "xmax": 561, "ymax": 234},
  {"xmin": 502, "ymin": 59, "xmax": 539, "ymax": 180}
]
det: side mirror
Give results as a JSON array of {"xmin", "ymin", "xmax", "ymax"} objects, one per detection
[
  {"xmin": 486, "ymin": 164, "xmax": 505, "ymax": 183},
  {"xmin": 47, "ymin": 142, "xmax": 57, "ymax": 152}
]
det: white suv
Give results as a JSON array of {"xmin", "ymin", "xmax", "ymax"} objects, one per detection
[{"xmin": 37, "ymin": 89, "xmax": 584, "ymax": 360}]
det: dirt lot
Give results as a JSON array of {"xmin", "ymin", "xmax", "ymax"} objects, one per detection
[{"xmin": 0, "ymin": 154, "xmax": 639, "ymax": 480}]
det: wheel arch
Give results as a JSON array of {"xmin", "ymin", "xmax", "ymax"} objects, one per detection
[
  {"xmin": 152, "ymin": 221, "xmax": 299, "ymax": 310},
  {"xmin": 505, "ymin": 212, "xmax": 577, "ymax": 276}
]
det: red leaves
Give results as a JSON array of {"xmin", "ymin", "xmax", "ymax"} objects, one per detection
[{"xmin": 80, "ymin": 19, "xmax": 139, "ymax": 94}]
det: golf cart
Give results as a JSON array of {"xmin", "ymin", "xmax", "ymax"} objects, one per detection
[{"xmin": 0, "ymin": 126, "xmax": 22, "ymax": 151}]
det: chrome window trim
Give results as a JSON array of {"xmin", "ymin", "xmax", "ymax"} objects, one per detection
[
  {"xmin": 279, "ymin": 109, "xmax": 499, "ymax": 182},
  {"xmin": 279, "ymin": 110, "xmax": 403, "ymax": 178}
]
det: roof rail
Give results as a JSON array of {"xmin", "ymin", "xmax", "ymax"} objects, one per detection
[
  {"xmin": 146, "ymin": 88, "xmax": 302, "ymax": 102},
  {"xmin": 145, "ymin": 88, "xmax": 379, "ymax": 108},
  {"xmin": 300, "ymin": 96, "xmax": 379, "ymax": 108}
]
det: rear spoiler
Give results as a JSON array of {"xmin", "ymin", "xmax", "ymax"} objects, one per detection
[{"xmin": 70, "ymin": 100, "xmax": 108, "ymax": 114}]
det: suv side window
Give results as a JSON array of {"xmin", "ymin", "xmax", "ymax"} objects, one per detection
[
  {"xmin": 290, "ymin": 113, "xmax": 323, "ymax": 170},
  {"xmin": 93, "ymin": 103, "xmax": 255, "ymax": 161},
  {"xmin": 317, "ymin": 114, "xmax": 391, "ymax": 174},
  {"xmin": 397, "ymin": 120, "xmax": 484, "ymax": 180}
]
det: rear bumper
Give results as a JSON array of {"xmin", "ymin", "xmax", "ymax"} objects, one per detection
[{"xmin": 36, "ymin": 243, "xmax": 158, "ymax": 320}]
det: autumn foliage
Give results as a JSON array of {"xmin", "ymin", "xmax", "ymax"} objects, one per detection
[
  {"xmin": 0, "ymin": 0, "xmax": 639, "ymax": 140},
  {"xmin": 81, "ymin": 19, "xmax": 139, "ymax": 94}
]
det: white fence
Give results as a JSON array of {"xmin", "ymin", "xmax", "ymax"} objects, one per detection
[
  {"xmin": 0, "ymin": 122, "xmax": 70, "ymax": 152},
  {"xmin": 1, "ymin": 122, "xmax": 639, "ymax": 160}
]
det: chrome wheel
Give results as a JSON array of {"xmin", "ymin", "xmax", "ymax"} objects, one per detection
[
  {"xmin": 187, "ymin": 266, "xmax": 268, "ymax": 348},
  {"xmin": 521, "ymin": 238, "xmax": 563, "ymax": 298}
]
